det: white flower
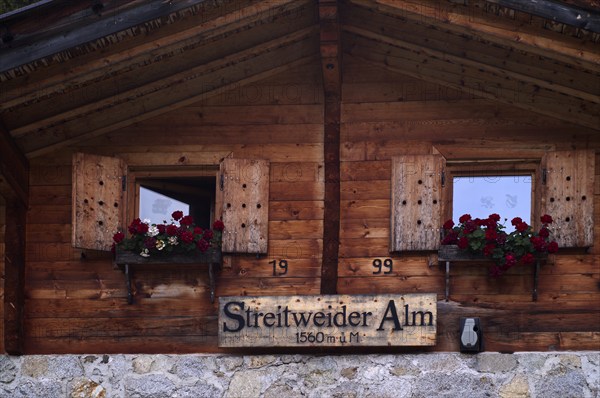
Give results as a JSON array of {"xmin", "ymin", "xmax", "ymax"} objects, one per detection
[
  {"xmin": 147, "ymin": 225, "xmax": 159, "ymax": 237},
  {"xmin": 140, "ymin": 249, "xmax": 150, "ymax": 257},
  {"xmin": 143, "ymin": 219, "xmax": 151, "ymax": 224},
  {"xmin": 168, "ymin": 236, "xmax": 179, "ymax": 246},
  {"xmin": 156, "ymin": 240, "xmax": 166, "ymax": 250}
]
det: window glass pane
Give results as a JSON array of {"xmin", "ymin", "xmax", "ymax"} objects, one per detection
[
  {"xmin": 139, "ymin": 186, "xmax": 190, "ymax": 225},
  {"xmin": 453, "ymin": 175, "xmax": 531, "ymax": 231}
]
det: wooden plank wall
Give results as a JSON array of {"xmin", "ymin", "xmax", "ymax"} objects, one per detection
[
  {"xmin": 19, "ymin": 56, "xmax": 599, "ymax": 354},
  {"xmin": 338, "ymin": 55, "xmax": 600, "ymax": 352},
  {"xmin": 23, "ymin": 61, "xmax": 325, "ymax": 353},
  {"xmin": 0, "ymin": 202, "xmax": 5, "ymax": 353}
]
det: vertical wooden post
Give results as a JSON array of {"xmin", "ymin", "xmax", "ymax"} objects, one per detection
[
  {"xmin": 3, "ymin": 199, "xmax": 26, "ymax": 354},
  {"xmin": 319, "ymin": 0, "xmax": 342, "ymax": 294},
  {"xmin": 0, "ymin": 123, "xmax": 28, "ymax": 354}
]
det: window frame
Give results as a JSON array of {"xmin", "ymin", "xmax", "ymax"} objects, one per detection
[
  {"xmin": 125, "ymin": 166, "xmax": 221, "ymax": 230},
  {"xmin": 443, "ymin": 160, "xmax": 541, "ymax": 230}
]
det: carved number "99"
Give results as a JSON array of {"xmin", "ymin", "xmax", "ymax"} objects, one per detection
[{"xmin": 372, "ymin": 258, "xmax": 393, "ymax": 274}]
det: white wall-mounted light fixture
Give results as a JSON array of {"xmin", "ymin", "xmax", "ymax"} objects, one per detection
[{"xmin": 460, "ymin": 317, "xmax": 482, "ymax": 353}]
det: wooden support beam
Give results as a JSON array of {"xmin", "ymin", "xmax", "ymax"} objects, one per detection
[
  {"xmin": 3, "ymin": 198, "xmax": 26, "ymax": 354},
  {"xmin": 343, "ymin": 3, "xmax": 600, "ymax": 103},
  {"xmin": 344, "ymin": 27, "xmax": 600, "ymax": 130},
  {"xmin": 319, "ymin": 0, "xmax": 342, "ymax": 294},
  {"xmin": 0, "ymin": 0, "xmax": 212, "ymax": 74},
  {"xmin": 15, "ymin": 27, "xmax": 320, "ymax": 157},
  {"xmin": 349, "ymin": 0, "xmax": 600, "ymax": 69},
  {"xmin": 486, "ymin": 0, "xmax": 600, "ymax": 33},
  {"xmin": 0, "ymin": 0, "xmax": 310, "ymax": 111},
  {"xmin": 0, "ymin": 122, "xmax": 28, "ymax": 206}
]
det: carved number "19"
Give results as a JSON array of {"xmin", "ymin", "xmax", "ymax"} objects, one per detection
[{"xmin": 269, "ymin": 259, "xmax": 289, "ymax": 276}]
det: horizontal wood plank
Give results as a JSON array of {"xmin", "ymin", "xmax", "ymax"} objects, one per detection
[
  {"xmin": 269, "ymin": 200, "xmax": 324, "ymax": 220},
  {"xmin": 341, "ymin": 199, "xmax": 390, "ymax": 219}
]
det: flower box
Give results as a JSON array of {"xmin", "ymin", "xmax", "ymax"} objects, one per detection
[
  {"xmin": 438, "ymin": 245, "xmax": 487, "ymax": 262},
  {"xmin": 115, "ymin": 247, "xmax": 222, "ymax": 265}
]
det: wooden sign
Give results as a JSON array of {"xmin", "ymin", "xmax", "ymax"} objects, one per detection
[{"xmin": 218, "ymin": 294, "xmax": 436, "ymax": 347}]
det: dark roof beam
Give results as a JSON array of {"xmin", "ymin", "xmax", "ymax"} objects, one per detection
[
  {"xmin": 0, "ymin": 0, "xmax": 213, "ymax": 74},
  {"xmin": 17, "ymin": 28, "xmax": 319, "ymax": 157},
  {"xmin": 486, "ymin": 0, "xmax": 600, "ymax": 33},
  {"xmin": 0, "ymin": 0, "xmax": 309, "ymax": 109},
  {"xmin": 345, "ymin": 29, "xmax": 600, "ymax": 129},
  {"xmin": 349, "ymin": 0, "xmax": 600, "ymax": 69}
]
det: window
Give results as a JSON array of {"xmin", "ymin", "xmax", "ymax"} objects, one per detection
[
  {"xmin": 447, "ymin": 162, "xmax": 536, "ymax": 232},
  {"xmin": 389, "ymin": 150, "xmax": 595, "ymax": 251},
  {"xmin": 136, "ymin": 177, "xmax": 216, "ymax": 229},
  {"xmin": 72, "ymin": 153, "xmax": 271, "ymax": 254}
]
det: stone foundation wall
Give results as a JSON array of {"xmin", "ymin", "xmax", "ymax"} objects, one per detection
[{"xmin": 0, "ymin": 352, "xmax": 598, "ymax": 398}]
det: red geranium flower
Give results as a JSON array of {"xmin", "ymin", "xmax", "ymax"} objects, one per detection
[
  {"xmin": 166, "ymin": 224, "xmax": 178, "ymax": 236},
  {"xmin": 484, "ymin": 218, "xmax": 497, "ymax": 229},
  {"xmin": 212, "ymin": 220, "xmax": 225, "ymax": 231},
  {"xmin": 128, "ymin": 218, "xmax": 143, "ymax": 234},
  {"xmin": 137, "ymin": 222, "xmax": 149, "ymax": 234},
  {"xmin": 172, "ymin": 211, "xmax": 184, "ymax": 221},
  {"xmin": 496, "ymin": 232, "xmax": 507, "ymax": 245},
  {"xmin": 157, "ymin": 224, "xmax": 166, "ymax": 234},
  {"xmin": 504, "ymin": 253, "xmax": 517, "ymax": 268},
  {"xmin": 113, "ymin": 231, "xmax": 125, "ymax": 243},
  {"xmin": 196, "ymin": 238, "xmax": 209, "ymax": 252},
  {"xmin": 203, "ymin": 229, "xmax": 213, "ymax": 241},
  {"xmin": 180, "ymin": 215, "xmax": 194, "ymax": 226},
  {"xmin": 464, "ymin": 221, "xmax": 477, "ymax": 234},
  {"xmin": 179, "ymin": 231, "xmax": 194, "ymax": 244},
  {"xmin": 489, "ymin": 213, "xmax": 501, "ymax": 222},
  {"xmin": 547, "ymin": 241, "xmax": 559, "ymax": 253},
  {"xmin": 485, "ymin": 228, "xmax": 498, "ymax": 241},
  {"xmin": 538, "ymin": 227, "xmax": 549, "ymax": 238},
  {"xmin": 530, "ymin": 236, "xmax": 547, "ymax": 252},
  {"xmin": 443, "ymin": 219, "xmax": 455, "ymax": 230},
  {"xmin": 193, "ymin": 227, "xmax": 203, "ymax": 235},
  {"xmin": 459, "ymin": 214, "xmax": 472, "ymax": 223},
  {"xmin": 144, "ymin": 237, "xmax": 157, "ymax": 249},
  {"xmin": 457, "ymin": 237, "xmax": 469, "ymax": 249},
  {"xmin": 483, "ymin": 243, "xmax": 496, "ymax": 256},
  {"xmin": 511, "ymin": 217, "xmax": 522, "ymax": 226},
  {"xmin": 540, "ymin": 214, "xmax": 553, "ymax": 224},
  {"xmin": 521, "ymin": 253, "xmax": 535, "ymax": 265},
  {"xmin": 516, "ymin": 222, "xmax": 529, "ymax": 233},
  {"xmin": 441, "ymin": 231, "xmax": 458, "ymax": 245}
]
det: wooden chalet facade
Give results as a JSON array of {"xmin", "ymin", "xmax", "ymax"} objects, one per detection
[{"xmin": 0, "ymin": 0, "xmax": 599, "ymax": 355}]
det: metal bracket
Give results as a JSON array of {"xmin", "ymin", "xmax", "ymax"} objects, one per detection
[{"xmin": 542, "ymin": 168, "xmax": 547, "ymax": 185}]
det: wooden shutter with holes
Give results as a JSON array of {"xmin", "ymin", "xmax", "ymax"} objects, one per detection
[
  {"xmin": 390, "ymin": 154, "xmax": 445, "ymax": 251},
  {"xmin": 541, "ymin": 149, "xmax": 595, "ymax": 247},
  {"xmin": 220, "ymin": 158, "xmax": 269, "ymax": 253},
  {"xmin": 72, "ymin": 152, "xmax": 126, "ymax": 251}
]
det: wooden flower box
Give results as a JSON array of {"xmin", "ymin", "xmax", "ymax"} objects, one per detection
[{"xmin": 114, "ymin": 247, "xmax": 222, "ymax": 304}]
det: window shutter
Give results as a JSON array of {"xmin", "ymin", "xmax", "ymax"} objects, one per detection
[
  {"xmin": 390, "ymin": 155, "xmax": 445, "ymax": 251},
  {"xmin": 220, "ymin": 158, "xmax": 269, "ymax": 254},
  {"xmin": 541, "ymin": 149, "xmax": 595, "ymax": 247},
  {"xmin": 72, "ymin": 152, "xmax": 126, "ymax": 251}
]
